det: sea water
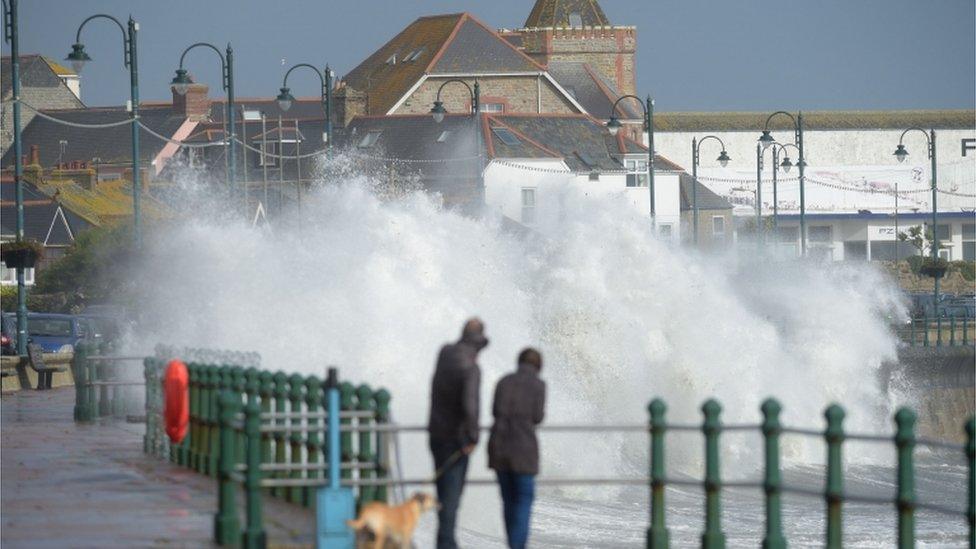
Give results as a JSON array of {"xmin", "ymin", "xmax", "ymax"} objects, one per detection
[{"xmin": 131, "ymin": 172, "xmax": 968, "ymax": 547}]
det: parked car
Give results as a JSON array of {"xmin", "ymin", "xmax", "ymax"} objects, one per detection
[
  {"xmin": 23, "ymin": 313, "xmax": 93, "ymax": 353},
  {"xmin": 79, "ymin": 304, "xmax": 128, "ymax": 343},
  {"xmin": 1, "ymin": 313, "xmax": 16, "ymax": 355},
  {"xmin": 940, "ymin": 296, "xmax": 975, "ymax": 320}
]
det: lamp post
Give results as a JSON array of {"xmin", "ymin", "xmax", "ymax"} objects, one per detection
[
  {"xmin": 607, "ymin": 95, "xmax": 655, "ymax": 229},
  {"xmin": 429, "ymin": 79, "xmax": 483, "ymax": 205},
  {"xmin": 172, "ymin": 43, "xmax": 235, "ymax": 190},
  {"xmin": 759, "ymin": 141, "xmax": 802, "ymax": 250},
  {"xmin": 275, "ymin": 63, "xmax": 333, "ymax": 150},
  {"xmin": 893, "ymin": 128, "xmax": 939, "ymax": 318},
  {"xmin": 66, "ymin": 14, "xmax": 140, "ymax": 247},
  {"xmin": 3, "ymin": 0, "xmax": 27, "ymax": 357},
  {"xmin": 759, "ymin": 111, "xmax": 807, "ymax": 255},
  {"xmin": 691, "ymin": 135, "xmax": 730, "ymax": 245}
]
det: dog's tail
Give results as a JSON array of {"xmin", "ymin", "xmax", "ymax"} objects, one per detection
[{"xmin": 346, "ymin": 517, "xmax": 366, "ymax": 531}]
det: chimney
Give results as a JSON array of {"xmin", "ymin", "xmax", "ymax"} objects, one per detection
[
  {"xmin": 29, "ymin": 144, "xmax": 40, "ymax": 166},
  {"xmin": 172, "ymin": 83, "xmax": 211, "ymax": 121}
]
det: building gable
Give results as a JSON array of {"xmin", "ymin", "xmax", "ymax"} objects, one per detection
[{"xmin": 430, "ymin": 17, "xmax": 543, "ymax": 75}]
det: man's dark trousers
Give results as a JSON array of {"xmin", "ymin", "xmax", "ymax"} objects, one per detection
[
  {"xmin": 433, "ymin": 442, "xmax": 469, "ymax": 549},
  {"xmin": 496, "ymin": 470, "xmax": 535, "ymax": 549}
]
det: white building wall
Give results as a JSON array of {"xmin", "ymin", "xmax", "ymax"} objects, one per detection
[{"xmin": 483, "ymin": 161, "xmax": 683, "ymax": 242}]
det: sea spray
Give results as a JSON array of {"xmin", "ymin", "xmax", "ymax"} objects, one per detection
[{"xmin": 132, "ymin": 171, "xmax": 906, "ymax": 488}]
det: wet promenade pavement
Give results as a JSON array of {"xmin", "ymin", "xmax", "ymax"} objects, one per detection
[{"xmin": 1, "ymin": 388, "xmax": 313, "ymax": 548}]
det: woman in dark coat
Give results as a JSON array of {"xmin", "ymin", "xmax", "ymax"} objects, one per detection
[{"xmin": 488, "ymin": 348, "xmax": 546, "ymax": 549}]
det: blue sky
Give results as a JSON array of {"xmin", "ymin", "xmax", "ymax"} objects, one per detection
[{"xmin": 10, "ymin": 0, "xmax": 976, "ymax": 111}]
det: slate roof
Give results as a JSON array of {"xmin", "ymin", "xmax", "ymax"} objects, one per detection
[
  {"xmin": 1, "ymin": 55, "xmax": 76, "ymax": 98},
  {"xmin": 340, "ymin": 13, "xmax": 545, "ymax": 116},
  {"xmin": 678, "ymin": 173, "xmax": 733, "ymax": 211},
  {"xmin": 0, "ymin": 105, "xmax": 186, "ymax": 167},
  {"xmin": 547, "ymin": 62, "xmax": 640, "ymax": 119},
  {"xmin": 0, "ymin": 179, "xmax": 93, "ymax": 245},
  {"xmin": 654, "ymin": 110, "xmax": 976, "ymax": 132},
  {"xmin": 340, "ymin": 113, "xmax": 684, "ymax": 175},
  {"xmin": 524, "ymin": 0, "xmax": 611, "ymax": 28},
  {"xmin": 208, "ymin": 98, "xmax": 327, "ymax": 124}
]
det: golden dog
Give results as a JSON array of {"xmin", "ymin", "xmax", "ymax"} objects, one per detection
[{"xmin": 347, "ymin": 492, "xmax": 437, "ymax": 549}]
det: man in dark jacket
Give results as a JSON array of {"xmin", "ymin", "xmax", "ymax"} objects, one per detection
[
  {"xmin": 488, "ymin": 348, "xmax": 546, "ymax": 549},
  {"xmin": 428, "ymin": 318, "xmax": 488, "ymax": 549}
]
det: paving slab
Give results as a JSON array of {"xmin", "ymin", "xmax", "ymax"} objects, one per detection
[{"xmin": 1, "ymin": 388, "xmax": 315, "ymax": 548}]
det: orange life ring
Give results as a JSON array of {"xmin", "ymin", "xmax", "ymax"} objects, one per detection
[{"xmin": 163, "ymin": 359, "xmax": 189, "ymax": 444}]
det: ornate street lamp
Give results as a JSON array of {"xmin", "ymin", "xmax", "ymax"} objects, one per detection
[
  {"xmin": 691, "ymin": 135, "xmax": 731, "ymax": 245},
  {"xmin": 172, "ymin": 43, "xmax": 235, "ymax": 189},
  {"xmin": 65, "ymin": 13, "xmax": 141, "ymax": 247},
  {"xmin": 759, "ymin": 111, "xmax": 808, "ymax": 255},
  {"xmin": 893, "ymin": 128, "xmax": 940, "ymax": 317},
  {"xmin": 276, "ymin": 63, "xmax": 333, "ymax": 149},
  {"xmin": 607, "ymin": 95, "xmax": 655, "ymax": 229},
  {"xmin": 429, "ymin": 79, "xmax": 483, "ymax": 203},
  {"xmin": 3, "ymin": 0, "xmax": 27, "ymax": 356},
  {"xmin": 758, "ymin": 141, "xmax": 801, "ymax": 235}
]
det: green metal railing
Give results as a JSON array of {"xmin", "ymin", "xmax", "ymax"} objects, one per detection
[
  {"xmin": 898, "ymin": 317, "xmax": 974, "ymax": 347},
  {"xmin": 71, "ymin": 341, "xmax": 144, "ymax": 423},
  {"xmin": 142, "ymin": 349, "xmax": 392, "ymax": 546},
  {"xmin": 644, "ymin": 399, "xmax": 974, "ymax": 549}
]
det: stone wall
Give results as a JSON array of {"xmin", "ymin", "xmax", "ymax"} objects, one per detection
[
  {"xmin": 520, "ymin": 26, "xmax": 637, "ymax": 97},
  {"xmin": 395, "ymin": 75, "xmax": 577, "ymax": 116}
]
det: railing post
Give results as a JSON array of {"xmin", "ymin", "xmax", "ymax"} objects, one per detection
[
  {"xmin": 761, "ymin": 399, "xmax": 786, "ymax": 549},
  {"xmin": 243, "ymin": 401, "xmax": 266, "ymax": 549},
  {"xmin": 233, "ymin": 367, "xmax": 248, "ymax": 464},
  {"xmin": 272, "ymin": 372, "xmax": 288, "ymax": 498},
  {"xmin": 73, "ymin": 342, "xmax": 90, "ymax": 422},
  {"xmin": 966, "ymin": 417, "xmax": 974, "ymax": 549},
  {"xmin": 339, "ymin": 382, "xmax": 355, "ymax": 482},
  {"xmin": 357, "ymin": 384, "xmax": 376, "ymax": 504},
  {"xmin": 701, "ymin": 399, "xmax": 726, "ymax": 549},
  {"xmin": 304, "ymin": 375, "xmax": 323, "ymax": 508},
  {"xmin": 909, "ymin": 318, "xmax": 915, "ymax": 346},
  {"xmin": 895, "ymin": 407, "xmax": 916, "ymax": 549},
  {"xmin": 87, "ymin": 347, "xmax": 99, "ymax": 420},
  {"xmin": 209, "ymin": 366, "xmax": 227, "ymax": 476},
  {"xmin": 936, "ymin": 316, "xmax": 943, "ymax": 347},
  {"xmin": 647, "ymin": 398, "xmax": 669, "ymax": 549},
  {"xmin": 188, "ymin": 363, "xmax": 200, "ymax": 470},
  {"xmin": 288, "ymin": 373, "xmax": 305, "ymax": 505},
  {"xmin": 98, "ymin": 346, "xmax": 111, "ymax": 418},
  {"xmin": 923, "ymin": 319, "xmax": 930, "ymax": 347},
  {"xmin": 201, "ymin": 365, "xmax": 218, "ymax": 474},
  {"xmin": 258, "ymin": 371, "xmax": 274, "ymax": 494},
  {"xmin": 964, "ymin": 317, "xmax": 970, "ymax": 346},
  {"xmin": 374, "ymin": 389, "xmax": 392, "ymax": 503},
  {"xmin": 142, "ymin": 358, "xmax": 152, "ymax": 452},
  {"xmin": 824, "ymin": 404, "xmax": 845, "ymax": 549},
  {"xmin": 214, "ymin": 392, "xmax": 241, "ymax": 547}
]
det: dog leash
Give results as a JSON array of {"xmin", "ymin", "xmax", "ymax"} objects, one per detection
[{"xmin": 432, "ymin": 449, "xmax": 465, "ymax": 482}]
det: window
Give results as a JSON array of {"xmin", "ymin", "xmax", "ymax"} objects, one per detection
[
  {"xmin": 963, "ymin": 223, "xmax": 975, "ymax": 261},
  {"xmin": 185, "ymin": 147, "xmax": 204, "ymax": 168},
  {"xmin": 358, "ymin": 130, "xmax": 382, "ymax": 148},
  {"xmin": 492, "ymin": 127, "xmax": 521, "ymax": 146},
  {"xmin": 258, "ymin": 142, "xmax": 277, "ymax": 167},
  {"xmin": 588, "ymin": 171, "xmax": 600, "ymax": 181},
  {"xmin": 521, "ymin": 188, "xmax": 536, "ymax": 225},
  {"xmin": 1, "ymin": 263, "xmax": 34, "ymax": 286},
  {"xmin": 569, "ymin": 11, "xmax": 583, "ymax": 27},
  {"xmin": 659, "ymin": 224, "xmax": 673, "ymax": 238},
  {"xmin": 385, "ymin": 54, "xmax": 397, "ymax": 65},
  {"xmin": 926, "ymin": 223, "xmax": 951, "ymax": 241},
  {"xmin": 405, "ymin": 47, "xmax": 425, "ymax": 62},
  {"xmin": 480, "ymin": 103, "xmax": 504, "ymax": 113},
  {"xmin": 844, "ymin": 241, "xmax": 868, "ymax": 261},
  {"xmin": 809, "ymin": 225, "xmax": 832, "ymax": 243},
  {"xmin": 712, "ymin": 216, "xmax": 726, "ymax": 238},
  {"xmin": 939, "ymin": 249, "xmax": 951, "ymax": 261},
  {"xmin": 625, "ymin": 159, "xmax": 648, "ymax": 187},
  {"xmin": 436, "ymin": 130, "xmax": 451, "ymax": 143}
]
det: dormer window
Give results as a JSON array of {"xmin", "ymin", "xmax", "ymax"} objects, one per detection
[
  {"xmin": 385, "ymin": 54, "xmax": 397, "ymax": 65},
  {"xmin": 359, "ymin": 130, "xmax": 383, "ymax": 148},
  {"xmin": 569, "ymin": 11, "xmax": 583, "ymax": 27},
  {"xmin": 405, "ymin": 47, "xmax": 425, "ymax": 62},
  {"xmin": 436, "ymin": 130, "xmax": 451, "ymax": 143}
]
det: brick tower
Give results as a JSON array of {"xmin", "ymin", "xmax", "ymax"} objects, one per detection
[{"xmin": 519, "ymin": 0, "xmax": 637, "ymax": 96}]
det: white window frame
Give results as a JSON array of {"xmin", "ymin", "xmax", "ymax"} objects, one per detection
[
  {"xmin": 521, "ymin": 188, "xmax": 537, "ymax": 225},
  {"xmin": 624, "ymin": 158, "xmax": 648, "ymax": 188},
  {"xmin": 712, "ymin": 215, "xmax": 726, "ymax": 238},
  {"xmin": 258, "ymin": 142, "xmax": 277, "ymax": 167},
  {"xmin": 1, "ymin": 263, "xmax": 35, "ymax": 286},
  {"xmin": 480, "ymin": 103, "xmax": 504, "ymax": 113}
]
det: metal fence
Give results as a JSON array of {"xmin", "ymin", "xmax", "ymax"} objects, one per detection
[
  {"xmin": 71, "ymin": 342, "xmax": 145, "ymax": 422},
  {"xmin": 897, "ymin": 317, "xmax": 975, "ymax": 347}
]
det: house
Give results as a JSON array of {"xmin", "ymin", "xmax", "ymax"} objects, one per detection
[
  {"xmin": 340, "ymin": 112, "xmax": 706, "ymax": 239},
  {"xmin": 1, "ymin": 55, "xmax": 84, "ymax": 157},
  {"xmin": 678, "ymin": 173, "xmax": 734, "ymax": 248},
  {"xmin": 333, "ymin": 1, "xmax": 644, "ymax": 139},
  {"xmin": 0, "ymin": 174, "xmax": 93, "ymax": 285}
]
